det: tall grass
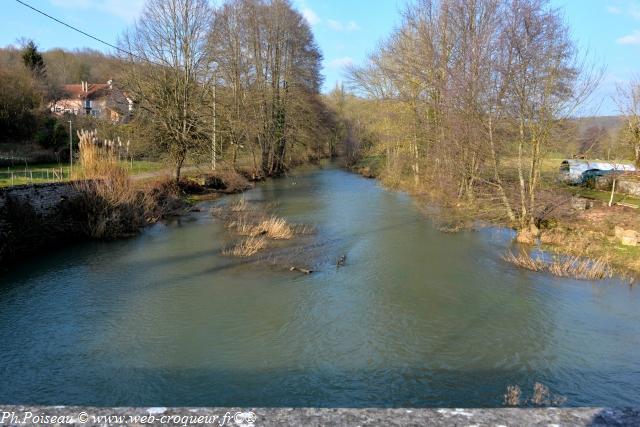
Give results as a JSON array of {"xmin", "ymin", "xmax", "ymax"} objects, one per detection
[
  {"xmin": 503, "ymin": 249, "xmax": 614, "ymax": 280},
  {"xmin": 222, "ymin": 236, "xmax": 268, "ymax": 257},
  {"xmin": 214, "ymin": 198, "xmax": 312, "ymax": 257},
  {"xmin": 70, "ymin": 129, "xmax": 180, "ymax": 239}
]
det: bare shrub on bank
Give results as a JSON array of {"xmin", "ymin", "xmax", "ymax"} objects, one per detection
[{"xmin": 70, "ymin": 128, "xmax": 182, "ymax": 239}]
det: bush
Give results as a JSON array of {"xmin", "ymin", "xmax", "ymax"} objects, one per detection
[{"xmin": 36, "ymin": 117, "xmax": 68, "ymax": 150}]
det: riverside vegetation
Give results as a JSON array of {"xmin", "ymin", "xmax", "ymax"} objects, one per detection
[
  {"xmin": 3, "ymin": 0, "xmax": 639, "ymax": 280},
  {"xmin": 1, "ymin": 0, "xmax": 339, "ymax": 266},
  {"xmin": 212, "ymin": 198, "xmax": 314, "ymax": 267},
  {"xmin": 325, "ymin": 0, "xmax": 640, "ymax": 280}
]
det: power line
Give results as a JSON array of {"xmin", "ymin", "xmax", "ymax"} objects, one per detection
[{"xmin": 14, "ymin": 0, "xmax": 149, "ymax": 63}]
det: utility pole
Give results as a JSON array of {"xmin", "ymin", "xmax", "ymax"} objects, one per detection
[
  {"xmin": 68, "ymin": 120, "xmax": 73, "ymax": 176},
  {"xmin": 212, "ymin": 82, "xmax": 217, "ymax": 171}
]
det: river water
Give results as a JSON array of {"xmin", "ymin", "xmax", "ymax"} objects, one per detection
[{"xmin": 1, "ymin": 165, "xmax": 639, "ymax": 408}]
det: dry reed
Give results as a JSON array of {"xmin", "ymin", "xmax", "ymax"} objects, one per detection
[
  {"xmin": 213, "ymin": 199, "xmax": 313, "ymax": 257},
  {"xmin": 503, "ymin": 385, "xmax": 521, "ymax": 406},
  {"xmin": 503, "ymin": 383, "xmax": 567, "ymax": 407},
  {"xmin": 254, "ymin": 216, "xmax": 294, "ymax": 239},
  {"xmin": 503, "ymin": 249, "xmax": 614, "ymax": 280},
  {"xmin": 222, "ymin": 236, "xmax": 268, "ymax": 257},
  {"xmin": 70, "ymin": 129, "xmax": 180, "ymax": 239}
]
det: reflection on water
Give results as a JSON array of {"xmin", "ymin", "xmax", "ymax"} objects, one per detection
[{"xmin": 0, "ymin": 165, "xmax": 639, "ymax": 407}]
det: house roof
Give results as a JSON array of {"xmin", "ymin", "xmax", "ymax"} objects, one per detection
[{"xmin": 62, "ymin": 83, "xmax": 111, "ymax": 100}]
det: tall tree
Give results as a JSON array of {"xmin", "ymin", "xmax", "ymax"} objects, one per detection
[
  {"xmin": 120, "ymin": 0, "xmax": 213, "ymax": 182},
  {"xmin": 616, "ymin": 78, "xmax": 640, "ymax": 168},
  {"xmin": 21, "ymin": 40, "xmax": 46, "ymax": 79}
]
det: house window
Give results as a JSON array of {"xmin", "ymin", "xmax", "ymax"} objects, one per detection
[{"xmin": 84, "ymin": 99, "xmax": 92, "ymax": 109}]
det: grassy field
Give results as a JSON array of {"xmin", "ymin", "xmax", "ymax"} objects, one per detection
[
  {"xmin": 0, "ymin": 160, "xmax": 164, "ymax": 187},
  {"xmin": 573, "ymin": 187, "xmax": 640, "ymax": 208}
]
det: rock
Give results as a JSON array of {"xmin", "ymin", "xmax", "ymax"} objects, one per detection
[
  {"xmin": 570, "ymin": 197, "xmax": 596, "ymax": 211},
  {"xmin": 614, "ymin": 227, "xmax": 639, "ymax": 246},
  {"xmin": 516, "ymin": 228, "xmax": 536, "ymax": 245},
  {"xmin": 620, "ymin": 229, "xmax": 639, "ymax": 246},
  {"xmin": 529, "ymin": 223, "xmax": 540, "ymax": 238}
]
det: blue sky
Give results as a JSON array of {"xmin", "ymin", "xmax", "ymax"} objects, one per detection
[{"xmin": 2, "ymin": 0, "xmax": 640, "ymax": 115}]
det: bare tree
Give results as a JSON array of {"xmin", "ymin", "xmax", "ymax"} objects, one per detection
[
  {"xmin": 615, "ymin": 77, "xmax": 640, "ymax": 168},
  {"xmin": 120, "ymin": 0, "xmax": 213, "ymax": 182}
]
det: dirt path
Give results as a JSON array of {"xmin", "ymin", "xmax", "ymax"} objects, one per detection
[{"xmin": 131, "ymin": 164, "xmax": 212, "ymax": 181}]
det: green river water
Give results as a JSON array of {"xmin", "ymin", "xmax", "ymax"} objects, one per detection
[{"xmin": 0, "ymin": 165, "xmax": 639, "ymax": 407}]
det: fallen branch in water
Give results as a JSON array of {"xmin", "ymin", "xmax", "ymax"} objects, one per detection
[{"xmin": 289, "ymin": 266, "xmax": 313, "ymax": 274}]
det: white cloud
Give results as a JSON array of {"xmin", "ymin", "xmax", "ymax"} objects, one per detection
[
  {"xmin": 326, "ymin": 19, "xmax": 360, "ymax": 32},
  {"xmin": 606, "ymin": 5, "xmax": 622, "ymax": 14},
  {"xmin": 49, "ymin": 0, "xmax": 145, "ymax": 22},
  {"xmin": 617, "ymin": 30, "xmax": 640, "ymax": 44},
  {"xmin": 302, "ymin": 7, "xmax": 320, "ymax": 26},
  {"xmin": 346, "ymin": 20, "xmax": 360, "ymax": 31},
  {"xmin": 329, "ymin": 56, "xmax": 353, "ymax": 68},
  {"xmin": 327, "ymin": 19, "xmax": 343, "ymax": 31}
]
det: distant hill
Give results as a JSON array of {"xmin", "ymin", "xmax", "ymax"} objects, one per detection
[
  {"xmin": 574, "ymin": 116, "xmax": 624, "ymax": 133},
  {"xmin": 551, "ymin": 116, "xmax": 628, "ymax": 160}
]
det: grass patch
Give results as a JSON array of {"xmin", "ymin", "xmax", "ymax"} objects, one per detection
[
  {"xmin": 0, "ymin": 160, "xmax": 163, "ymax": 187},
  {"xmin": 573, "ymin": 187, "xmax": 640, "ymax": 208}
]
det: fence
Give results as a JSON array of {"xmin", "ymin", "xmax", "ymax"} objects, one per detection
[{"xmin": 0, "ymin": 167, "xmax": 69, "ymax": 186}]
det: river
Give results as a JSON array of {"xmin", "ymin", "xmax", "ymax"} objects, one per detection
[{"xmin": 0, "ymin": 165, "xmax": 639, "ymax": 408}]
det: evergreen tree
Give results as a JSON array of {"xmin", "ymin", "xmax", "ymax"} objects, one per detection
[{"xmin": 21, "ymin": 40, "xmax": 46, "ymax": 79}]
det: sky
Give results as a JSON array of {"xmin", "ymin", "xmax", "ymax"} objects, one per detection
[{"xmin": 2, "ymin": 0, "xmax": 640, "ymax": 115}]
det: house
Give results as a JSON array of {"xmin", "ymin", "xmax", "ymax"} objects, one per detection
[
  {"xmin": 50, "ymin": 80, "xmax": 134, "ymax": 122},
  {"xmin": 559, "ymin": 159, "xmax": 636, "ymax": 184}
]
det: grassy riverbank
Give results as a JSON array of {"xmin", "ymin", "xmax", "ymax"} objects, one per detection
[{"xmin": 0, "ymin": 160, "xmax": 165, "ymax": 187}]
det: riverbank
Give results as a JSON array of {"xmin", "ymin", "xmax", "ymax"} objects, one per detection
[
  {"xmin": 350, "ymin": 157, "xmax": 640, "ymax": 280},
  {"xmin": 0, "ymin": 167, "xmax": 255, "ymax": 270}
]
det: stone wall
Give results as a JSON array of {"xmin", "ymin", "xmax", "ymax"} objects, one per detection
[
  {"xmin": 0, "ymin": 182, "xmax": 81, "ymax": 217},
  {"xmin": 0, "ymin": 182, "xmax": 84, "ymax": 265},
  {"xmin": 617, "ymin": 177, "xmax": 640, "ymax": 197},
  {"xmin": 0, "ymin": 406, "xmax": 638, "ymax": 426},
  {"xmin": 594, "ymin": 174, "xmax": 640, "ymax": 197}
]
